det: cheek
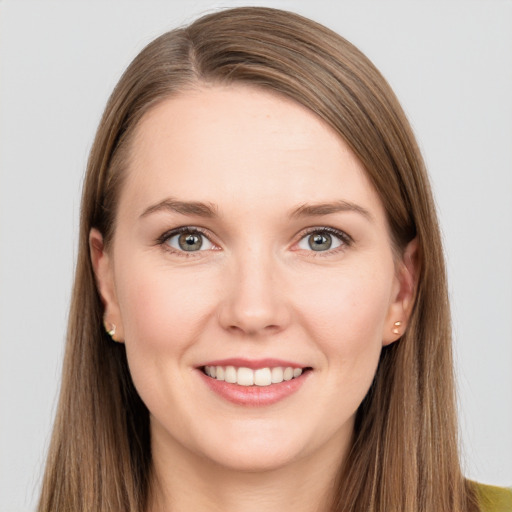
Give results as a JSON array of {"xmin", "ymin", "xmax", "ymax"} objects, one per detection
[
  {"xmin": 293, "ymin": 264, "xmax": 393, "ymax": 361},
  {"xmin": 115, "ymin": 255, "xmax": 219, "ymax": 353},
  {"xmin": 113, "ymin": 256, "xmax": 221, "ymax": 418}
]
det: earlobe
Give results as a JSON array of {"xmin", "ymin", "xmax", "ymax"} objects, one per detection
[
  {"xmin": 382, "ymin": 238, "xmax": 420, "ymax": 346},
  {"xmin": 89, "ymin": 228, "xmax": 125, "ymax": 342}
]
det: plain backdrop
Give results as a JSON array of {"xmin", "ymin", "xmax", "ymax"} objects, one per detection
[{"xmin": 1, "ymin": 1, "xmax": 511, "ymax": 510}]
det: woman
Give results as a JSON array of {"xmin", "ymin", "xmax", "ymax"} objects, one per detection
[{"xmin": 37, "ymin": 7, "xmax": 511, "ymax": 512}]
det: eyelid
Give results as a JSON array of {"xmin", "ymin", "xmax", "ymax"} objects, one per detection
[
  {"xmin": 157, "ymin": 226, "xmax": 218, "ymax": 255},
  {"xmin": 156, "ymin": 225, "xmax": 352, "ymax": 256},
  {"xmin": 293, "ymin": 226, "xmax": 353, "ymax": 252},
  {"xmin": 157, "ymin": 225, "xmax": 210, "ymax": 243}
]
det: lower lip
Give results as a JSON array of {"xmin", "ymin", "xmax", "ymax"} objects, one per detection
[{"xmin": 198, "ymin": 370, "xmax": 310, "ymax": 406}]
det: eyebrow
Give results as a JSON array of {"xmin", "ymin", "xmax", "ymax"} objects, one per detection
[
  {"xmin": 140, "ymin": 198, "xmax": 218, "ymax": 219},
  {"xmin": 290, "ymin": 200, "xmax": 373, "ymax": 222},
  {"xmin": 139, "ymin": 197, "xmax": 372, "ymax": 222}
]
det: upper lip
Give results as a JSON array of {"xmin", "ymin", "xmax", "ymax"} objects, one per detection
[{"xmin": 197, "ymin": 358, "xmax": 307, "ymax": 370}]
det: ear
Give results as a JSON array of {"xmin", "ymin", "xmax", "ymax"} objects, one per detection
[
  {"xmin": 89, "ymin": 228, "xmax": 124, "ymax": 343},
  {"xmin": 382, "ymin": 238, "xmax": 419, "ymax": 346}
]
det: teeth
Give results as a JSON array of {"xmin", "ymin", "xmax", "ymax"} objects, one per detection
[
  {"xmin": 254, "ymin": 368, "xmax": 271, "ymax": 386},
  {"xmin": 271, "ymin": 367, "xmax": 283, "ymax": 383},
  {"xmin": 203, "ymin": 365, "xmax": 304, "ymax": 386},
  {"xmin": 237, "ymin": 367, "xmax": 254, "ymax": 386},
  {"xmin": 225, "ymin": 366, "xmax": 237, "ymax": 384}
]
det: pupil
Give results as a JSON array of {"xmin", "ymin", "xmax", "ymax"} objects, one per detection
[
  {"xmin": 179, "ymin": 233, "xmax": 202, "ymax": 251},
  {"xmin": 309, "ymin": 233, "xmax": 332, "ymax": 251}
]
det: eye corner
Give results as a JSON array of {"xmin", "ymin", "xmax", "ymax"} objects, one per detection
[
  {"xmin": 157, "ymin": 226, "xmax": 218, "ymax": 256},
  {"xmin": 294, "ymin": 227, "xmax": 353, "ymax": 255}
]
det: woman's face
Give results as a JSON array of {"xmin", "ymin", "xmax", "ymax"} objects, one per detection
[{"xmin": 92, "ymin": 85, "xmax": 414, "ymax": 472}]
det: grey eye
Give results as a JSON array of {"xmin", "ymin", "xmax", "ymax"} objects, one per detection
[
  {"xmin": 308, "ymin": 233, "xmax": 332, "ymax": 251},
  {"xmin": 166, "ymin": 231, "xmax": 214, "ymax": 252},
  {"xmin": 297, "ymin": 230, "xmax": 344, "ymax": 252},
  {"xmin": 179, "ymin": 233, "xmax": 203, "ymax": 251}
]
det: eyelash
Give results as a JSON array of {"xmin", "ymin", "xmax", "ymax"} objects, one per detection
[
  {"xmin": 156, "ymin": 226, "xmax": 353, "ymax": 257},
  {"xmin": 297, "ymin": 227, "xmax": 353, "ymax": 256},
  {"xmin": 157, "ymin": 226, "xmax": 216, "ymax": 258}
]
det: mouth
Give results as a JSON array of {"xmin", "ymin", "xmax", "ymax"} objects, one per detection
[
  {"xmin": 197, "ymin": 359, "xmax": 312, "ymax": 406},
  {"xmin": 201, "ymin": 365, "xmax": 312, "ymax": 387}
]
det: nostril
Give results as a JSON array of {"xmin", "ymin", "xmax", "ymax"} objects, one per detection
[{"xmin": 225, "ymin": 323, "xmax": 281, "ymax": 336}]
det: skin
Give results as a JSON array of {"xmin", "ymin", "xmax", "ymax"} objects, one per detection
[{"xmin": 90, "ymin": 85, "xmax": 417, "ymax": 512}]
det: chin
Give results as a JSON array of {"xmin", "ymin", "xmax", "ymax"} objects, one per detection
[
  {"xmin": 202, "ymin": 443, "xmax": 304, "ymax": 473},
  {"xmin": 196, "ymin": 419, "xmax": 326, "ymax": 473}
]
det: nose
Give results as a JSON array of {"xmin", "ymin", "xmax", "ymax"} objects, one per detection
[{"xmin": 217, "ymin": 250, "xmax": 291, "ymax": 337}]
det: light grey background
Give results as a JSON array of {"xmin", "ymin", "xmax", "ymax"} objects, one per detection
[{"xmin": 1, "ymin": 1, "xmax": 511, "ymax": 510}]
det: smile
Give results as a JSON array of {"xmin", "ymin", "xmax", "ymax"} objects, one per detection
[
  {"xmin": 203, "ymin": 365, "xmax": 304, "ymax": 386},
  {"xmin": 198, "ymin": 359, "xmax": 312, "ymax": 406}
]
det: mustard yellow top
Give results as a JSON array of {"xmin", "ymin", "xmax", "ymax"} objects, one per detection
[{"xmin": 476, "ymin": 483, "xmax": 512, "ymax": 512}]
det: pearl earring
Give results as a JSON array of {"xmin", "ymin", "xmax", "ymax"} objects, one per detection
[
  {"xmin": 104, "ymin": 321, "xmax": 116, "ymax": 338},
  {"xmin": 392, "ymin": 321, "xmax": 402, "ymax": 335}
]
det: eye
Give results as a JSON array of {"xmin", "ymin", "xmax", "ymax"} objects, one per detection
[
  {"xmin": 164, "ymin": 228, "xmax": 214, "ymax": 252},
  {"xmin": 297, "ymin": 228, "xmax": 349, "ymax": 252}
]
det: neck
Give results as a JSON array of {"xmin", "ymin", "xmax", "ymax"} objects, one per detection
[{"xmin": 148, "ymin": 426, "xmax": 350, "ymax": 512}]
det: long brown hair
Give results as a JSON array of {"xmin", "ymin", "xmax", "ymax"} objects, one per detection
[{"xmin": 38, "ymin": 7, "xmax": 480, "ymax": 512}]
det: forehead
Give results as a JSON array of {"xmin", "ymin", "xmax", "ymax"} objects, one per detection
[{"xmin": 120, "ymin": 84, "xmax": 386, "ymax": 223}]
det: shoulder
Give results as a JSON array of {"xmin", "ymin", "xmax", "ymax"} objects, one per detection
[{"xmin": 474, "ymin": 482, "xmax": 512, "ymax": 512}]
